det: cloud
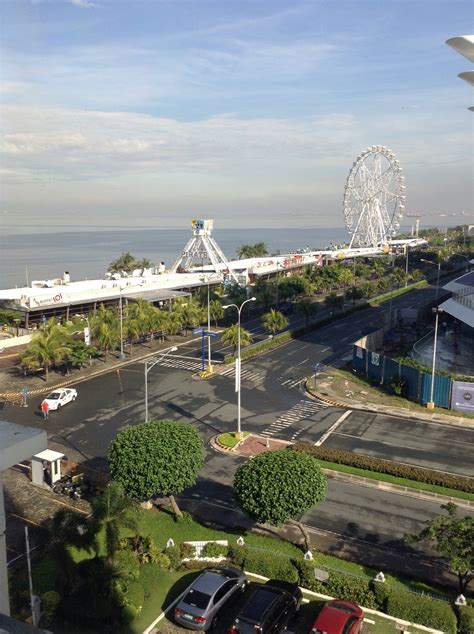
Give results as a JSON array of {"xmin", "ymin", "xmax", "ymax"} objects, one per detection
[{"xmin": 67, "ymin": 0, "xmax": 99, "ymax": 7}]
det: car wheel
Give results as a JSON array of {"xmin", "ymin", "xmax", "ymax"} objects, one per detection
[
  {"xmin": 211, "ymin": 615, "xmax": 219, "ymax": 629},
  {"xmin": 57, "ymin": 404, "xmax": 61, "ymax": 409}
]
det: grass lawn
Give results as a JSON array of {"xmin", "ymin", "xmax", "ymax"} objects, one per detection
[
  {"xmin": 19, "ymin": 507, "xmax": 455, "ymax": 633},
  {"xmin": 315, "ymin": 458, "xmax": 474, "ymax": 502},
  {"xmin": 217, "ymin": 432, "xmax": 250, "ymax": 448}
]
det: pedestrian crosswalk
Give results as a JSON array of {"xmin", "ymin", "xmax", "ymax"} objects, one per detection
[
  {"xmin": 154, "ymin": 356, "xmax": 205, "ymax": 372},
  {"xmin": 279, "ymin": 377, "xmax": 305, "ymax": 389},
  {"xmin": 260, "ymin": 399, "xmax": 328, "ymax": 441},
  {"xmin": 219, "ymin": 365, "xmax": 266, "ymax": 386}
]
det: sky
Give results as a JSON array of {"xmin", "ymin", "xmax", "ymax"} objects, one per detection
[{"xmin": 0, "ymin": 0, "xmax": 473, "ymax": 231}]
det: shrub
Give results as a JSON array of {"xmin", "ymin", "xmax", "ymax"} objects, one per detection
[
  {"xmin": 293, "ymin": 559, "xmax": 325, "ymax": 593},
  {"xmin": 122, "ymin": 604, "xmax": 139, "ymax": 623},
  {"xmin": 112, "ymin": 549, "xmax": 140, "ymax": 579},
  {"xmin": 202, "ymin": 542, "xmax": 228, "ymax": 558},
  {"xmin": 371, "ymin": 579, "xmax": 390, "ymax": 611},
  {"xmin": 40, "ymin": 590, "xmax": 60, "ymax": 626},
  {"xmin": 292, "ymin": 443, "xmax": 474, "ymax": 493},
  {"xmin": 456, "ymin": 604, "xmax": 474, "ymax": 634},
  {"xmin": 179, "ymin": 559, "xmax": 218, "ymax": 571},
  {"xmin": 125, "ymin": 581, "xmax": 144, "ymax": 612},
  {"xmin": 175, "ymin": 511, "xmax": 195, "ymax": 525},
  {"xmin": 164, "ymin": 545, "xmax": 180, "ymax": 569},
  {"xmin": 386, "ymin": 589, "xmax": 456, "ymax": 633},
  {"xmin": 326, "ymin": 571, "xmax": 376, "ymax": 609},
  {"xmin": 229, "ymin": 546, "xmax": 298, "ymax": 582},
  {"xmin": 180, "ymin": 542, "xmax": 196, "ymax": 559}
]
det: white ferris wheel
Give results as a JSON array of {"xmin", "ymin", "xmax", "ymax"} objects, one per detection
[{"xmin": 343, "ymin": 145, "xmax": 405, "ymax": 248}]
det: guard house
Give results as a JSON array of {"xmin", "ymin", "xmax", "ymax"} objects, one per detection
[{"xmin": 31, "ymin": 449, "xmax": 65, "ymax": 488}]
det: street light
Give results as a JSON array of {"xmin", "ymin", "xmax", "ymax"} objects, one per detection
[
  {"xmin": 143, "ymin": 346, "xmax": 178, "ymax": 422},
  {"xmin": 420, "ymin": 259, "xmax": 441, "ymax": 298},
  {"xmin": 118, "ymin": 282, "xmax": 144, "ymax": 359},
  {"xmin": 200, "ymin": 275, "xmax": 213, "ymax": 372},
  {"xmin": 427, "ymin": 308, "xmax": 443, "ymax": 410},
  {"xmin": 76, "ymin": 314, "xmax": 92, "ymax": 366},
  {"xmin": 223, "ymin": 296, "xmax": 256, "ymax": 437}
]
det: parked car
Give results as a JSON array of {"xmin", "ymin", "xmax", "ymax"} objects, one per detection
[
  {"xmin": 174, "ymin": 566, "xmax": 247, "ymax": 631},
  {"xmin": 229, "ymin": 579, "xmax": 302, "ymax": 634},
  {"xmin": 41, "ymin": 387, "xmax": 77, "ymax": 411},
  {"xmin": 309, "ymin": 599, "xmax": 363, "ymax": 634}
]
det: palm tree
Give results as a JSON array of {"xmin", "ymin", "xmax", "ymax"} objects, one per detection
[
  {"xmin": 108, "ymin": 252, "xmax": 137, "ymax": 274},
  {"xmin": 237, "ymin": 244, "xmax": 254, "ymax": 259},
  {"xmin": 164, "ymin": 311, "xmax": 183, "ymax": 340},
  {"xmin": 123, "ymin": 315, "xmax": 140, "ymax": 356},
  {"xmin": 136, "ymin": 257, "xmax": 154, "ymax": 270},
  {"xmin": 296, "ymin": 299, "xmax": 320, "ymax": 325},
  {"xmin": 90, "ymin": 304, "xmax": 120, "ymax": 360},
  {"xmin": 90, "ymin": 481, "xmax": 139, "ymax": 564},
  {"xmin": 220, "ymin": 323, "xmax": 252, "ymax": 352},
  {"xmin": 324, "ymin": 292, "xmax": 344, "ymax": 315},
  {"xmin": 22, "ymin": 319, "xmax": 71, "ymax": 381},
  {"xmin": 209, "ymin": 299, "xmax": 224, "ymax": 327},
  {"xmin": 262, "ymin": 309, "xmax": 288, "ymax": 335},
  {"xmin": 253, "ymin": 241, "xmax": 268, "ymax": 257}
]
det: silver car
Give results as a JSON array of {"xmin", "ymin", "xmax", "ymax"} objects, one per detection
[{"xmin": 174, "ymin": 566, "xmax": 247, "ymax": 630}]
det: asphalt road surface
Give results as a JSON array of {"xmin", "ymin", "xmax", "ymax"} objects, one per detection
[{"xmin": 2, "ymin": 281, "xmax": 473, "ymax": 568}]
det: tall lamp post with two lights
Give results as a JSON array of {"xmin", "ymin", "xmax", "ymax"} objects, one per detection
[
  {"xmin": 223, "ymin": 296, "xmax": 256, "ymax": 438},
  {"xmin": 427, "ymin": 307, "xmax": 443, "ymax": 410},
  {"xmin": 143, "ymin": 346, "xmax": 178, "ymax": 422},
  {"xmin": 421, "ymin": 259, "xmax": 441, "ymax": 299}
]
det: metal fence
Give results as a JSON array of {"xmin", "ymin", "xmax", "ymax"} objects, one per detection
[{"xmin": 353, "ymin": 346, "xmax": 452, "ymax": 408}]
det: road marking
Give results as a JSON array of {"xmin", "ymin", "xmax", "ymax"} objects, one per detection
[
  {"xmin": 260, "ymin": 399, "xmax": 328, "ymax": 438},
  {"xmin": 295, "ymin": 358, "xmax": 309, "ymax": 366},
  {"xmin": 315, "ymin": 410, "xmax": 352, "ymax": 447}
]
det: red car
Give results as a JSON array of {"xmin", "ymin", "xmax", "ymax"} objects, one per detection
[{"xmin": 310, "ymin": 599, "xmax": 363, "ymax": 634}]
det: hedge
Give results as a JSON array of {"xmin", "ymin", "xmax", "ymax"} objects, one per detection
[
  {"xmin": 292, "ymin": 442, "xmax": 474, "ymax": 493},
  {"xmin": 229, "ymin": 545, "xmax": 298, "ymax": 582},
  {"xmin": 386, "ymin": 588, "xmax": 457, "ymax": 634},
  {"xmin": 456, "ymin": 604, "xmax": 474, "ymax": 634}
]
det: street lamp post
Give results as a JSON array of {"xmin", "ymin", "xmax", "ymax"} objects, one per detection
[
  {"xmin": 223, "ymin": 296, "xmax": 256, "ymax": 437},
  {"xmin": 201, "ymin": 275, "xmax": 213, "ymax": 372},
  {"xmin": 143, "ymin": 346, "xmax": 178, "ymax": 422},
  {"xmin": 421, "ymin": 259, "xmax": 441, "ymax": 299},
  {"xmin": 427, "ymin": 308, "xmax": 443, "ymax": 410}
]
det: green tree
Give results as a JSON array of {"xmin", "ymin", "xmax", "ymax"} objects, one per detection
[
  {"xmin": 176, "ymin": 299, "xmax": 203, "ymax": 335},
  {"xmin": 108, "ymin": 252, "xmax": 137, "ymax": 274},
  {"xmin": 108, "ymin": 420, "xmax": 204, "ymax": 518},
  {"xmin": 262, "ymin": 309, "xmax": 288, "ymax": 335},
  {"xmin": 253, "ymin": 241, "xmax": 268, "ymax": 257},
  {"xmin": 90, "ymin": 481, "xmax": 139, "ymax": 564},
  {"xmin": 22, "ymin": 319, "xmax": 71, "ymax": 381},
  {"xmin": 405, "ymin": 503, "xmax": 474, "ymax": 594},
  {"xmin": 278, "ymin": 276, "xmax": 309, "ymax": 301},
  {"xmin": 209, "ymin": 299, "xmax": 224, "ymax": 327},
  {"xmin": 233, "ymin": 450, "xmax": 327, "ymax": 551},
  {"xmin": 91, "ymin": 305, "xmax": 120, "ymax": 360},
  {"xmin": 296, "ymin": 299, "xmax": 319, "ymax": 325},
  {"xmin": 324, "ymin": 292, "xmax": 344, "ymax": 315},
  {"xmin": 164, "ymin": 310, "xmax": 183, "ymax": 340},
  {"xmin": 220, "ymin": 323, "xmax": 253, "ymax": 352},
  {"xmin": 123, "ymin": 315, "xmax": 140, "ymax": 356}
]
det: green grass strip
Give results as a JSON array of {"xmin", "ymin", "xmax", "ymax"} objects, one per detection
[
  {"xmin": 218, "ymin": 432, "xmax": 250, "ymax": 448},
  {"xmin": 368, "ymin": 280, "xmax": 427, "ymax": 306},
  {"xmin": 316, "ymin": 459, "xmax": 474, "ymax": 502}
]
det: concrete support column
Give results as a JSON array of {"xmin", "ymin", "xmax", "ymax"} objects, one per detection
[{"xmin": 0, "ymin": 473, "xmax": 10, "ymax": 616}]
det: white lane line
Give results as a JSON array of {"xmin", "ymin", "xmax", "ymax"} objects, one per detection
[
  {"xmin": 295, "ymin": 358, "xmax": 309, "ymax": 366},
  {"xmin": 315, "ymin": 410, "xmax": 353, "ymax": 447}
]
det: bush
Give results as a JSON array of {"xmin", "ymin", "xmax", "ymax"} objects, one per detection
[
  {"xmin": 112, "ymin": 549, "xmax": 140, "ymax": 579},
  {"xmin": 326, "ymin": 571, "xmax": 376, "ymax": 609},
  {"xmin": 40, "ymin": 590, "xmax": 60, "ymax": 626},
  {"xmin": 386, "ymin": 589, "xmax": 456, "ymax": 633},
  {"xmin": 371, "ymin": 579, "xmax": 390, "ymax": 611},
  {"xmin": 292, "ymin": 443, "xmax": 474, "ymax": 493},
  {"xmin": 293, "ymin": 559, "xmax": 325, "ymax": 593},
  {"xmin": 125, "ymin": 581, "xmax": 144, "ymax": 612},
  {"xmin": 179, "ymin": 559, "xmax": 219, "ymax": 571},
  {"xmin": 202, "ymin": 542, "xmax": 228, "ymax": 558},
  {"xmin": 456, "ymin": 604, "xmax": 474, "ymax": 634},
  {"xmin": 175, "ymin": 511, "xmax": 195, "ymax": 525},
  {"xmin": 164, "ymin": 545, "xmax": 180, "ymax": 569},
  {"xmin": 229, "ymin": 546, "xmax": 298, "ymax": 582},
  {"xmin": 180, "ymin": 542, "xmax": 196, "ymax": 559},
  {"xmin": 122, "ymin": 604, "xmax": 139, "ymax": 623}
]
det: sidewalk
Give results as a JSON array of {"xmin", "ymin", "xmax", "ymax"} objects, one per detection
[
  {"xmin": 305, "ymin": 368, "xmax": 474, "ymax": 429},
  {"xmin": 0, "ymin": 334, "xmax": 202, "ymax": 401}
]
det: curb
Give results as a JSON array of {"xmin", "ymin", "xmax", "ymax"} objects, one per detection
[
  {"xmin": 0, "ymin": 340, "xmax": 197, "ymax": 402},
  {"xmin": 304, "ymin": 379, "xmax": 474, "ymax": 429}
]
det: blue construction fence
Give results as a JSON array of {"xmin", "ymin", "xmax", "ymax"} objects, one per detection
[{"xmin": 352, "ymin": 345, "xmax": 452, "ymax": 408}]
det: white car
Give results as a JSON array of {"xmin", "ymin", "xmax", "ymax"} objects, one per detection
[{"xmin": 41, "ymin": 388, "xmax": 77, "ymax": 411}]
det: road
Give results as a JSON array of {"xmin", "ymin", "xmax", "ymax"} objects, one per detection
[{"xmin": 2, "ymin": 281, "xmax": 473, "ymax": 574}]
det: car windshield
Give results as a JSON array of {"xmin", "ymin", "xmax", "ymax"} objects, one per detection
[
  {"xmin": 48, "ymin": 393, "xmax": 61, "ymax": 400},
  {"xmin": 333, "ymin": 604, "xmax": 357, "ymax": 614},
  {"xmin": 183, "ymin": 589, "xmax": 211, "ymax": 610}
]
